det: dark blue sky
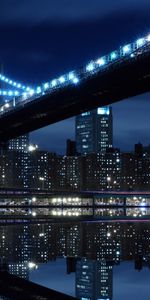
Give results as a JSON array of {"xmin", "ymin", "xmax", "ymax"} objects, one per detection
[
  {"xmin": 30, "ymin": 259, "xmax": 150, "ymax": 299},
  {"xmin": 1, "ymin": 0, "xmax": 150, "ymax": 153}
]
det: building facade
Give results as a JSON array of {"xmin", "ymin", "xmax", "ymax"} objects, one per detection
[
  {"xmin": 76, "ymin": 257, "xmax": 113, "ymax": 300},
  {"xmin": 76, "ymin": 107, "xmax": 113, "ymax": 155}
]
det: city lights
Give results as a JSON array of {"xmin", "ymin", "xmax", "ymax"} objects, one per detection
[
  {"xmin": 28, "ymin": 144, "xmax": 38, "ymax": 152},
  {"xmin": 28, "ymin": 262, "xmax": 38, "ymax": 269}
]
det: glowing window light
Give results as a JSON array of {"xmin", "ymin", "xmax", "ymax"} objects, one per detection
[
  {"xmin": 96, "ymin": 57, "xmax": 106, "ymax": 66},
  {"xmin": 59, "ymin": 76, "xmax": 65, "ymax": 83},
  {"xmin": 28, "ymin": 262, "xmax": 38, "ymax": 269},
  {"xmin": 136, "ymin": 38, "xmax": 145, "ymax": 48},
  {"xmin": 86, "ymin": 62, "xmax": 95, "ymax": 72},
  {"xmin": 51, "ymin": 79, "xmax": 57, "ymax": 87},
  {"xmin": 122, "ymin": 44, "xmax": 131, "ymax": 54},
  {"xmin": 32, "ymin": 211, "xmax": 37, "ymax": 217}
]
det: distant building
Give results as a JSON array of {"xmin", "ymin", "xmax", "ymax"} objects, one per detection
[
  {"xmin": 83, "ymin": 148, "xmax": 121, "ymax": 190},
  {"xmin": 8, "ymin": 134, "xmax": 29, "ymax": 188},
  {"xmin": 9, "ymin": 135, "xmax": 29, "ymax": 152},
  {"xmin": 66, "ymin": 139, "xmax": 77, "ymax": 156},
  {"xmin": 76, "ymin": 106, "xmax": 113, "ymax": 155},
  {"xmin": 76, "ymin": 257, "xmax": 113, "ymax": 300}
]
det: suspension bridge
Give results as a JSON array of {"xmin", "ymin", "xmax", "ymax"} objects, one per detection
[{"xmin": 0, "ymin": 32, "xmax": 150, "ymax": 140}]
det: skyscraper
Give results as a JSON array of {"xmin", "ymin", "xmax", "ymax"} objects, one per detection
[
  {"xmin": 76, "ymin": 257, "xmax": 113, "ymax": 300},
  {"xmin": 76, "ymin": 107, "xmax": 113, "ymax": 155},
  {"xmin": 8, "ymin": 135, "xmax": 29, "ymax": 152},
  {"xmin": 8, "ymin": 135, "xmax": 29, "ymax": 188}
]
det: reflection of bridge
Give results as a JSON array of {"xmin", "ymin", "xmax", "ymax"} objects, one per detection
[
  {"xmin": 0, "ymin": 271, "xmax": 77, "ymax": 300},
  {"xmin": 0, "ymin": 33, "xmax": 150, "ymax": 140}
]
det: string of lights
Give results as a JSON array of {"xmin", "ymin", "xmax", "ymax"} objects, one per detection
[{"xmin": 0, "ymin": 33, "xmax": 150, "ymax": 103}]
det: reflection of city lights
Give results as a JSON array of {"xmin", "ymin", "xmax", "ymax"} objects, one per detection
[
  {"xmin": 39, "ymin": 233, "xmax": 44, "ymax": 237},
  {"xmin": 32, "ymin": 197, "xmax": 36, "ymax": 202},
  {"xmin": 32, "ymin": 211, "xmax": 37, "ymax": 217},
  {"xmin": 28, "ymin": 262, "xmax": 38, "ymax": 269},
  {"xmin": 28, "ymin": 144, "xmax": 38, "ymax": 152}
]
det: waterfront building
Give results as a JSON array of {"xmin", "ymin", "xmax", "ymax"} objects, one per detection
[
  {"xmin": 76, "ymin": 257, "xmax": 113, "ymax": 300},
  {"xmin": 76, "ymin": 106, "xmax": 113, "ymax": 155}
]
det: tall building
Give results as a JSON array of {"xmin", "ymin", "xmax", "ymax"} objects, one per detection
[
  {"xmin": 76, "ymin": 257, "xmax": 113, "ymax": 300},
  {"xmin": 8, "ymin": 134, "xmax": 29, "ymax": 188},
  {"xmin": 8, "ymin": 135, "xmax": 29, "ymax": 152},
  {"xmin": 76, "ymin": 106, "xmax": 113, "ymax": 155}
]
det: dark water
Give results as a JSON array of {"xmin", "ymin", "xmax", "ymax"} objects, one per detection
[{"xmin": 0, "ymin": 204, "xmax": 150, "ymax": 299}]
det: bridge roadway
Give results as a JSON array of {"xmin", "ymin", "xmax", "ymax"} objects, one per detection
[
  {"xmin": 0, "ymin": 44, "xmax": 150, "ymax": 140},
  {"xmin": 0, "ymin": 271, "xmax": 77, "ymax": 300}
]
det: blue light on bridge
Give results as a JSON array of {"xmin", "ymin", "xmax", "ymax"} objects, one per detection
[
  {"xmin": 122, "ymin": 44, "xmax": 131, "ymax": 54},
  {"xmin": 96, "ymin": 57, "xmax": 106, "ymax": 66},
  {"xmin": 0, "ymin": 90, "xmax": 20, "ymax": 97},
  {"xmin": 72, "ymin": 77, "xmax": 79, "ymax": 84},
  {"xmin": 51, "ymin": 79, "xmax": 57, "ymax": 87},
  {"xmin": 147, "ymin": 34, "xmax": 150, "ymax": 42},
  {"xmin": 36, "ymin": 86, "xmax": 42, "ymax": 94},
  {"xmin": 59, "ymin": 76, "xmax": 65, "ymax": 83},
  {"xmin": 68, "ymin": 72, "xmax": 75, "ymax": 80},
  {"xmin": 0, "ymin": 74, "xmax": 30, "ymax": 91},
  {"xmin": 1, "ymin": 31, "xmax": 150, "ymax": 104},
  {"xmin": 110, "ymin": 51, "xmax": 117, "ymax": 60},
  {"xmin": 86, "ymin": 62, "xmax": 95, "ymax": 72},
  {"xmin": 43, "ymin": 82, "xmax": 49, "ymax": 90},
  {"xmin": 136, "ymin": 38, "xmax": 145, "ymax": 48},
  {"xmin": 29, "ymin": 89, "xmax": 35, "ymax": 96}
]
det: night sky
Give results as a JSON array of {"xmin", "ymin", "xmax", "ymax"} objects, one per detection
[
  {"xmin": 1, "ymin": 0, "xmax": 150, "ymax": 153},
  {"xmin": 30, "ymin": 259, "xmax": 150, "ymax": 299}
]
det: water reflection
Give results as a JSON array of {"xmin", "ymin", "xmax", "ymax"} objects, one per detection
[
  {"xmin": 0, "ymin": 217, "xmax": 150, "ymax": 299},
  {"xmin": 0, "ymin": 207, "xmax": 150, "ymax": 219}
]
